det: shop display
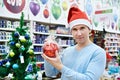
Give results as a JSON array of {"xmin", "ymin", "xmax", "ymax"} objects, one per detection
[
  {"xmin": 32, "ymin": 21, "xmax": 74, "ymax": 71},
  {"xmin": 105, "ymin": 33, "xmax": 120, "ymax": 57},
  {"xmin": 0, "ymin": 0, "xmax": 120, "ymax": 79},
  {"xmin": 0, "ymin": 18, "xmax": 16, "ymax": 55},
  {"xmin": 0, "ymin": 13, "xmax": 74, "ymax": 76},
  {"xmin": 0, "ymin": 13, "xmax": 41, "ymax": 80},
  {"xmin": 0, "ymin": 16, "xmax": 29, "ymax": 55},
  {"xmin": 43, "ymin": 35, "xmax": 60, "ymax": 58}
]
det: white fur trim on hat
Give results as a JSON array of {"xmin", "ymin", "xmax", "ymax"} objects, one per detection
[{"xmin": 69, "ymin": 19, "xmax": 92, "ymax": 30}]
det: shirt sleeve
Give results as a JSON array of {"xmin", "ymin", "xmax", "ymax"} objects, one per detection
[
  {"xmin": 44, "ymin": 60, "xmax": 59, "ymax": 77},
  {"xmin": 60, "ymin": 49, "xmax": 106, "ymax": 80}
]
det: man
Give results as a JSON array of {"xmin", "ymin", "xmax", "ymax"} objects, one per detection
[{"xmin": 42, "ymin": 7, "xmax": 106, "ymax": 80}]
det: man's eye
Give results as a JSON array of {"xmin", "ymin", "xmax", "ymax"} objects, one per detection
[
  {"xmin": 81, "ymin": 27, "xmax": 85, "ymax": 29},
  {"xmin": 72, "ymin": 28, "xmax": 77, "ymax": 31}
]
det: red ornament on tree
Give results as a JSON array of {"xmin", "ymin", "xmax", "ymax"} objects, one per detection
[{"xmin": 43, "ymin": 36, "xmax": 59, "ymax": 58}]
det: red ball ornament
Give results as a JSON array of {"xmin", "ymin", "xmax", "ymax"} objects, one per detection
[{"xmin": 43, "ymin": 36, "xmax": 59, "ymax": 58}]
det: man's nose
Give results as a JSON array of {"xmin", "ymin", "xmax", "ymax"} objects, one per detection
[{"xmin": 77, "ymin": 30, "xmax": 82, "ymax": 35}]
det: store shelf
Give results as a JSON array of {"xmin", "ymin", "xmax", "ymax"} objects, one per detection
[
  {"xmin": 32, "ymin": 21, "xmax": 74, "ymax": 71},
  {"xmin": 0, "ymin": 28, "xmax": 15, "ymax": 31},
  {"xmin": 0, "ymin": 17, "xmax": 30, "ymax": 56},
  {"xmin": 0, "ymin": 16, "xmax": 74, "ymax": 72},
  {"xmin": 0, "ymin": 40, "xmax": 9, "ymax": 42},
  {"xmin": 34, "ymin": 32, "xmax": 73, "ymax": 37},
  {"xmin": 105, "ymin": 33, "xmax": 120, "ymax": 56},
  {"xmin": 36, "ymin": 62, "xmax": 44, "ymax": 64},
  {"xmin": 34, "ymin": 52, "xmax": 42, "ymax": 54}
]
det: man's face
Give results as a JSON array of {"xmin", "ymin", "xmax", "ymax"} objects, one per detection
[{"xmin": 71, "ymin": 24, "xmax": 91, "ymax": 44}]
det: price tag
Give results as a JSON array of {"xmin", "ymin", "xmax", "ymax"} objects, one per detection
[{"xmin": 20, "ymin": 55, "xmax": 24, "ymax": 63}]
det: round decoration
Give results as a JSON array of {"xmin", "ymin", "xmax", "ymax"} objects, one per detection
[
  {"xmin": 85, "ymin": 0, "xmax": 93, "ymax": 16},
  {"xmin": 62, "ymin": 1, "xmax": 68, "ymax": 11},
  {"xmin": 29, "ymin": 1, "xmax": 40, "ymax": 16},
  {"xmin": 3, "ymin": 0, "xmax": 25, "ymax": 13},
  {"xmin": 12, "ymin": 64, "xmax": 19, "ymax": 69},
  {"xmin": 51, "ymin": 4, "xmax": 61, "ymax": 20},
  {"xmin": 40, "ymin": 0, "xmax": 48, "ymax": 5},
  {"xmin": 43, "ymin": 8, "xmax": 49, "ymax": 18},
  {"xmin": 113, "ymin": 14, "xmax": 118, "ymax": 22}
]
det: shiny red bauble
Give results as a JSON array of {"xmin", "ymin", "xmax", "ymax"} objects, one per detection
[{"xmin": 43, "ymin": 40, "xmax": 59, "ymax": 58}]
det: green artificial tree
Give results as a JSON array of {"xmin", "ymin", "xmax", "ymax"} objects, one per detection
[{"xmin": 0, "ymin": 13, "xmax": 40, "ymax": 80}]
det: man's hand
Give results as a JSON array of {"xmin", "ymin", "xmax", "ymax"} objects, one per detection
[{"xmin": 42, "ymin": 51, "xmax": 63, "ymax": 71}]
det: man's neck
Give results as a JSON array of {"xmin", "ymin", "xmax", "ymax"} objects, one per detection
[{"xmin": 76, "ymin": 40, "xmax": 92, "ymax": 50}]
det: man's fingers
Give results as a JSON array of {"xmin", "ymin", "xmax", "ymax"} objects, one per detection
[
  {"xmin": 55, "ymin": 50, "xmax": 58, "ymax": 55},
  {"xmin": 42, "ymin": 53, "xmax": 49, "ymax": 60},
  {"xmin": 42, "ymin": 53, "xmax": 55, "ymax": 61}
]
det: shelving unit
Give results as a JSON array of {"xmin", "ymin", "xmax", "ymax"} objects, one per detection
[
  {"xmin": 31, "ymin": 21, "xmax": 74, "ymax": 71},
  {"xmin": 0, "ymin": 17, "xmax": 30, "ymax": 57},
  {"xmin": 1, "ymin": 15, "xmax": 120, "ymax": 73},
  {"xmin": 0, "ymin": 17, "xmax": 74, "ymax": 71},
  {"xmin": 105, "ymin": 33, "xmax": 120, "ymax": 57}
]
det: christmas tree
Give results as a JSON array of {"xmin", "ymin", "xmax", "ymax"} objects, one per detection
[{"xmin": 0, "ymin": 13, "xmax": 40, "ymax": 80}]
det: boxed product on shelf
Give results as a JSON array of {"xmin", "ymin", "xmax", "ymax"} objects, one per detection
[
  {"xmin": 35, "ymin": 54, "xmax": 44, "ymax": 62},
  {"xmin": 105, "ymin": 33, "xmax": 120, "ymax": 55},
  {"xmin": 0, "ymin": 19, "xmax": 6, "ymax": 28},
  {"xmin": 0, "ymin": 31, "xmax": 6, "ymax": 40},
  {"xmin": 0, "ymin": 44, "xmax": 6, "ymax": 54}
]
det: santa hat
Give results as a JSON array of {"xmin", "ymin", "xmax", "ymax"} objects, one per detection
[{"xmin": 68, "ymin": 7, "xmax": 92, "ymax": 30}]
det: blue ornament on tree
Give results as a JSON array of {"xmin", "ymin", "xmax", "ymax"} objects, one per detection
[
  {"xmin": 25, "ymin": 33, "xmax": 30, "ymax": 40},
  {"xmin": 9, "ymin": 41, "xmax": 15, "ymax": 46},
  {"xmin": 12, "ymin": 63, "xmax": 19, "ymax": 69},
  {"xmin": 2, "ymin": 59, "xmax": 10, "ymax": 64},
  {"xmin": 19, "ymin": 46, "xmax": 25, "ymax": 52},
  {"xmin": 26, "ymin": 63, "xmax": 33, "ymax": 72},
  {"xmin": 14, "ymin": 31, "xmax": 20, "ymax": 38},
  {"xmin": 24, "ymin": 74, "xmax": 34, "ymax": 79},
  {"xmin": 0, "ymin": 61, "xmax": 3, "ymax": 66},
  {"xmin": 6, "ymin": 61, "xmax": 11, "ymax": 67}
]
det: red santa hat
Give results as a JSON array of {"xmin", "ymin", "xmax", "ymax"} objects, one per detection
[{"xmin": 68, "ymin": 7, "xmax": 92, "ymax": 30}]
